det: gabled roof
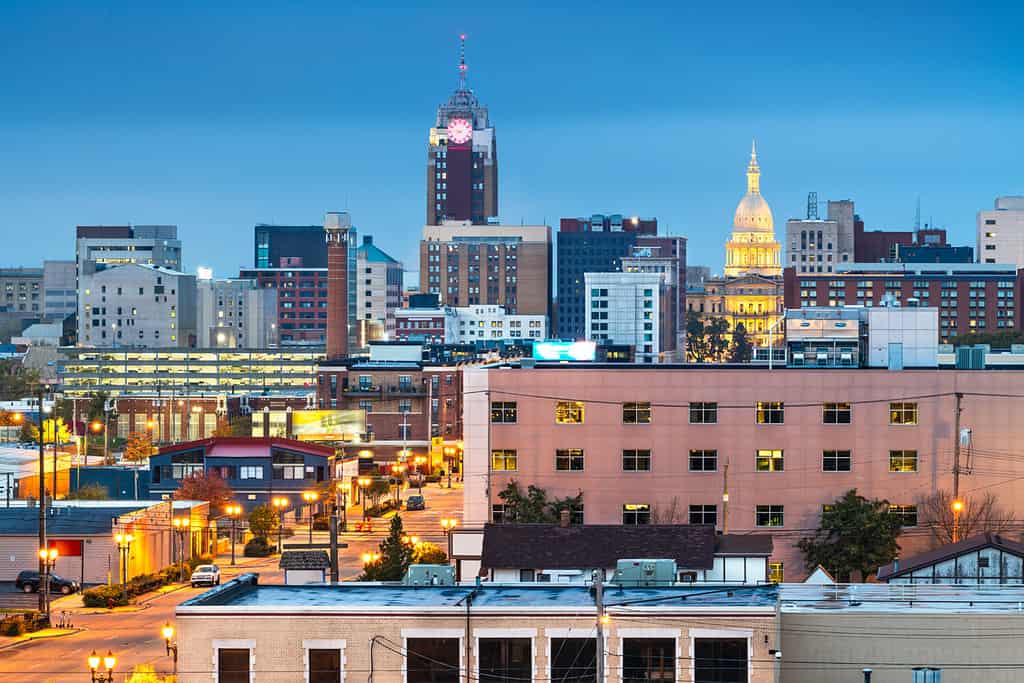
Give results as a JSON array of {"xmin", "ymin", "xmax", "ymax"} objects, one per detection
[
  {"xmin": 279, "ymin": 550, "xmax": 330, "ymax": 571},
  {"xmin": 480, "ymin": 524, "xmax": 772, "ymax": 570},
  {"xmin": 156, "ymin": 437, "xmax": 335, "ymax": 458},
  {"xmin": 877, "ymin": 533, "xmax": 1024, "ymax": 581},
  {"xmin": 357, "ymin": 242, "xmax": 399, "ymax": 265}
]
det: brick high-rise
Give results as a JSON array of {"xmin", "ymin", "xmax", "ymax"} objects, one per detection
[{"xmin": 325, "ymin": 212, "xmax": 351, "ymax": 359}]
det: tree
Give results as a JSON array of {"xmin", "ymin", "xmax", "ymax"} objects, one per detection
[
  {"xmin": 359, "ymin": 516, "xmax": 413, "ymax": 581},
  {"xmin": 174, "ymin": 471, "xmax": 234, "ymax": 510},
  {"xmin": 124, "ymin": 663, "xmax": 174, "ymax": 683},
  {"xmin": 364, "ymin": 477, "xmax": 392, "ymax": 511},
  {"xmin": 25, "ymin": 418, "xmax": 72, "ymax": 445},
  {"xmin": 0, "ymin": 359, "xmax": 40, "ymax": 400},
  {"xmin": 412, "ymin": 541, "xmax": 448, "ymax": 565},
  {"xmin": 728, "ymin": 323, "xmax": 754, "ymax": 363},
  {"xmin": 797, "ymin": 489, "xmax": 902, "ymax": 582},
  {"xmin": 650, "ymin": 497, "xmax": 687, "ymax": 523},
  {"xmin": 66, "ymin": 483, "xmax": 110, "ymax": 500},
  {"xmin": 918, "ymin": 489, "xmax": 1016, "ymax": 546},
  {"xmin": 214, "ymin": 416, "xmax": 252, "ymax": 438},
  {"xmin": 122, "ymin": 431, "xmax": 154, "ymax": 462},
  {"xmin": 950, "ymin": 330, "xmax": 1024, "ymax": 348},
  {"xmin": 497, "ymin": 481, "xmax": 583, "ymax": 523},
  {"xmin": 248, "ymin": 505, "xmax": 279, "ymax": 538},
  {"xmin": 686, "ymin": 312, "xmax": 730, "ymax": 362}
]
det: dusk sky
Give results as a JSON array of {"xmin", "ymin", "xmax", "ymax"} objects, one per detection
[{"xmin": 1, "ymin": 1, "xmax": 1021, "ymax": 279}]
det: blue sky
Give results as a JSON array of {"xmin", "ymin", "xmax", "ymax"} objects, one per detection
[{"xmin": 1, "ymin": 1, "xmax": 1021, "ymax": 278}]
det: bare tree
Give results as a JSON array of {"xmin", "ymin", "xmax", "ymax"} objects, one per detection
[
  {"xmin": 917, "ymin": 489, "xmax": 1016, "ymax": 546},
  {"xmin": 650, "ymin": 497, "xmax": 687, "ymax": 524}
]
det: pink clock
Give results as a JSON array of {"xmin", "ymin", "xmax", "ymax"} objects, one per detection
[{"xmin": 447, "ymin": 118, "xmax": 472, "ymax": 144}]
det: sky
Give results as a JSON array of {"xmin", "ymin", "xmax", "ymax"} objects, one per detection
[{"xmin": 1, "ymin": 1, "xmax": 1021, "ymax": 279}]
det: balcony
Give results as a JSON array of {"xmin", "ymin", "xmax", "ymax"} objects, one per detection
[
  {"xmin": 388, "ymin": 384, "xmax": 426, "ymax": 397},
  {"xmin": 343, "ymin": 385, "xmax": 383, "ymax": 396}
]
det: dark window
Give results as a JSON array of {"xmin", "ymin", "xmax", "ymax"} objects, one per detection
[
  {"xmin": 490, "ymin": 401, "xmax": 517, "ymax": 424},
  {"xmin": 218, "ymin": 648, "xmax": 249, "ymax": 683},
  {"xmin": 479, "ymin": 638, "xmax": 531, "ymax": 683},
  {"xmin": 519, "ymin": 569, "xmax": 535, "ymax": 582},
  {"xmin": 823, "ymin": 450, "xmax": 851, "ymax": 472},
  {"xmin": 689, "ymin": 449, "xmax": 717, "ymax": 472},
  {"xmin": 694, "ymin": 638, "xmax": 747, "ymax": 682},
  {"xmin": 623, "ymin": 504, "xmax": 650, "ymax": 525},
  {"xmin": 407, "ymin": 638, "xmax": 460, "ymax": 683},
  {"xmin": 622, "ymin": 638, "xmax": 674, "ymax": 682},
  {"xmin": 756, "ymin": 505, "xmax": 784, "ymax": 527},
  {"xmin": 756, "ymin": 401, "xmax": 784, "ymax": 424},
  {"xmin": 550, "ymin": 638, "xmax": 596, "ymax": 683},
  {"xmin": 623, "ymin": 402, "xmax": 652, "ymax": 424},
  {"xmin": 555, "ymin": 448, "xmax": 585, "ymax": 471},
  {"xmin": 822, "ymin": 402, "xmax": 851, "ymax": 424},
  {"xmin": 622, "ymin": 449, "xmax": 651, "ymax": 471},
  {"xmin": 689, "ymin": 504, "xmax": 717, "ymax": 525},
  {"xmin": 689, "ymin": 402, "xmax": 718, "ymax": 424},
  {"xmin": 309, "ymin": 648, "xmax": 341, "ymax": 683}
]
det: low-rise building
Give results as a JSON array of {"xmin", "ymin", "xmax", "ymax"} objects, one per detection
[
  {"xmin": 977, "ymin": 196, "xmax": 1024, "ymax": 267},
  {"xmin": 196, "ymin": 277, "xmax": 278, "ymax": 348},
  {"xmin": 877, "ymin": 533, "xmax": 1024, "ymax": 584},
  {"xmin": 395, "ymin": 305, "xmax": 545, "ymax": 344}
]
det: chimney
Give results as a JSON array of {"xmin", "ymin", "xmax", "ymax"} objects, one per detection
[
  {"xmin": 559, "ymin": 509, "xmax": 570, "ymax": 528},
  {"xmin": 363, "ymin": 235, "xmax": 372, "ymax": 246},
  {"xmin": 324, "ymin": 212, "xmax": 351, "ymax": 359}
]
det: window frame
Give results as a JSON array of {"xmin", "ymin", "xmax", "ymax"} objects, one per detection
[
  {"xmin": 756, "ymin": 401, "xmax": 785, "ymax": 424},
  {"xmin": 755, "ymin": 449, "xmax": 784, "ymax": 472},
  {"xmin": 688, "ymin": 449, "xmax": 718, "ymax": 472},
  {"xmin": 622, "ymin": 401, "xmax": 652, "ymax": 424},
  {"xmin": 555, "ymin": 448, "xmax": 585, "ymax": 472},
  {"xmin": 755, "ymin": 504, "xmax": 784, "ymax": 527},
  {"xmin": 491, "ymin": 449, "xmax": 518, "ymax": 472},
  {"xmin": 622, "ymin": 503, "xmax": 651, "ymax": 525},
  {"xmin": 889, "ymin": 504, "xmax": 918, "ymax": 527},
  {"xmin": 555, "ymin": 401, "xmax": 585, "ymax": 424},
  {"xmin": 689, "ymin": 402, "xmax": 718, "ymax": 424},
  {"xmin": 889, "ymin": 402, "xmax": 919, "ymax": 425},
  {"xmin": 822, "ymin": 449, "xmax": 852, "ymax": 472},
  {"xmin": 622, "ymin": 448, "xmax": 652, "ymax": 472},
  {"xmin": 490, "ymin": 401, "xmax": 518, "ymax": 424},
  {"xmin": 689, "ymin": 504, "xmax": 718, "ymax": 525},
  {"xmin": 822, "ymin": 402, "xmax": 851, "ymax": 424},
  {"xmin": 889, "ymin": 449, "xmax": 919, "ymax": 473}
]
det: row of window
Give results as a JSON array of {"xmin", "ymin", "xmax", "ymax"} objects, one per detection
[{"xmin": 492, "ymin": 400, "xmax": 920, "ymax": 425}]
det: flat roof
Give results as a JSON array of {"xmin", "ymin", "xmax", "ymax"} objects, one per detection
[{"xmin": 781, "ymin": 584, "xmax": 1024, "ymax": 613}]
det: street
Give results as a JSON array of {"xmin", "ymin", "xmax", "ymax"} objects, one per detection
[{"xmin": 0, "ymin": 482, "xmax": 463, "ymax": 682}]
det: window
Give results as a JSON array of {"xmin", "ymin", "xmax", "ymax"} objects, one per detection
[
  {"xmin": 622, "ymin": 449, "xmax": 651, "ymax": 471},
  {"xmin": 172, "ymin": 463, "xmax": 203, "ymax": 479},
  {"xmin": 689, "ymin": 504, "xmax": 717, "ymax": 525},
  {"xmin": 822, "ymin": 450, "xmax": 851, "ymax": 472},
  {"xmin": 769, "ymin": 562, "xmax": 784, "ymax": 583},
  {"xmin": 889, "ymin": 402, "xmax": 919, "ymax": 425},
  {"xmin": 491, "ymin": 504, "xmax": 508, "ymax": 524},
  {"xmin": 555, "ymin": 401, "xmax": 584, "ymax": 424},
  {"xmin": 239, "ymin": 466, "xmax": 263, "ymax": 480},
  {"xmin": 756, "ymin": 505, "xmax": 784, "ymax": 527},
  {"xmin": 555, "ymin": 448, "xmax": 585, "ymax": 471},
  {"xmin": 689, "ymin": 402, "xmax": 718, "ymax": 424},
  {"xmin": 889, "ymin": 450, "xmax": 918, "ymax": 473},
  {"xmin": 398, "ymin": 399, "xmax": 412, "ymax": 413},
  {"xmin": 519, "ymin": 569, "xmax": 535, "ymax": 582},
  {"xmin": 309, "ymin": 649, "xmax": 341, "ymax": 683},
  {"xmin": 623, "ymin": 503, "xmax": 651, "ymax": 525},
  {"xmin": 756, "ymin": 401, "xmax": 784, "ymax": 424},
  {"xmin": 623, "ymin": 638, "xmax": 675, "ymax": 683},
  {"xmin": 822, "ymin": 402, "xmax": 851, "ymax": 424},
  {"xmin": 756, "ymin": 449, "xmax": 784, "ymax": 472},
  {"xmin": 479, "ymin": 638, "xmax": 531, "ymax": 683},
  {"xmin": 889, "ymin": 504, "xmax": 918, "ymax": 527},
  {"xmin": 407, "ymin": 638, "xmax": 460, "ymax": 683},
  {"xmin": 490, "ymin": 401, "xmax": 517, "ymax": 423},
  {"xmin": 622, "ymin": 402, "xmax": 652, "ymax": 424},
  {"xmin": 689, "ymin": 449, "xmax": 718, "ymax": 472},
  {"xmin": 491, "ymin": 449, "xmax": 517, "ymax": 471},
  {"xmin": 694, "ymin": 638, "xmax": 747, "ymax": 683},
  {"xmin": 550, "ymin": 639, "xmax": 596, "ymax": 682},
  {"xmin": 217, "ymin": 649, "xmax": 250, "ymax": 683}
]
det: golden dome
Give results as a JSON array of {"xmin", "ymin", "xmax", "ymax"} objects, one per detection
[{"xmin": 732, "ymin": 140, "xmax": 774, "ymax": 235}]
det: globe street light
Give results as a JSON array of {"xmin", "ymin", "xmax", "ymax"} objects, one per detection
[
  {"xmin": 37, "ymin": 546, "xmax": 58, "ymax": 624},
  {"xmin": 161, "ymin": 622, "xmax": 179, "ymax": 675},
  {"xmin": 952, "ymin": 498, "xmax": 965, "ymax": 543},
  {"xmin": 272, "ymin": 496, "xmax": 289, "ymax": 553},
  {"xmin": 87, "ymin": 650, "xmax": 116, "ymax": 683},
  {"xmin": 440, "ymin": 517, "xmax": 458, "ymax": 556},
  {"xmin": 224, "ymin": 504, "xmax": 242, "ymax": 566},
  {"xmin": 357, "ymin": 477, "xmax": 372, "ymax": 523},
  {"xmin": 114, "ymin": 533, "xmax": 133, "ymax": 602},
  {"xmin": 302, "ymin": 491, "xmax": 319, "ymax": 543}
]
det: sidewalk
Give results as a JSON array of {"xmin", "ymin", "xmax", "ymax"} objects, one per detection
[{"xmin": 0, "ymin": 626, "xmax": 83, "ymax": 651}]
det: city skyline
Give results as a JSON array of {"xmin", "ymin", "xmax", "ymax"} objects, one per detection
[{"xmin": 1, "ymin": 2, "xmax": 1021, "ymax": 278}]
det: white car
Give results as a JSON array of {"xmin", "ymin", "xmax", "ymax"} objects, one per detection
[{"xmin": 190, "ymin": 564, "xmax": 221, "ymax": 587}]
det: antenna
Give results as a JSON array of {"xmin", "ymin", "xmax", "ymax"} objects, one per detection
[
  {"xmin": 458, "ymin": 33, "xmax": 468, "ymax": 90},
  {"xmin": 807, "ymin": 192, "xmax": 819, "ymax": 220},
  {"xmin": 914, "ymin": 197, "xmax": 921, "ymax": 241}
]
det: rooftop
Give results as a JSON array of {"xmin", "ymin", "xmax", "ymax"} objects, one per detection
[
  {"xmin": 877, "ymin": 533, "xmax": 1024, "ymax": 581},
  {"xmin": 156, "ymin": 436, "xmax": 335, "ymax": 458},
  {"xmin": 781, "ymin": 583, "xmax": 1024, "ymax": 613},
  {"xmin": 279, "ymin": 550, "xmax": 330, "ymax": 571},
  {"xmin": 0, "ymin": 505, "xmax": 156, "ymax": 536}
]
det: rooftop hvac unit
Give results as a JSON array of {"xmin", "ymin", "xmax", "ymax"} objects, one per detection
[
  {"xmin": 955, "ymin": 346, "xmax": 986, "ymax": 370},
  {"xmin": 402, "ymin": 564, "xmax": 456, "ymax": 586},
  {"xmin": 912, "ymin": 667, "xmax": 941, "ymax": 683},
  {"xmin": 611, "ymin": 559, "xmax": 677, "ymax": 587}
]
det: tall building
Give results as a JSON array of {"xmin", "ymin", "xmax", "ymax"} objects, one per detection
[
  {"xmin": 419, "ymin": 221, "xmax": 552, "ymax": 318},
  {"xmin": 195, "ymin": 277, "xmax": 278, "ymax": 348},
  {"xmin": 585, "ymin": 272, "xmax": 666, "ymax": 363},
  {"xmin": 784, "ymin": 199, "xmax": 855, "ymax": 274},
  {"xmin": 977, "ymin": 196, "xmax": 1024, "ymax": 266},
  {"xmin": 325, "ymin": 212, "xmax": 351, "ymax": 359},
  {"xmin": 555, "ymin": 214, "xmax": 658, "ymax": 339},
  {"xmin": 854, "ymin": 223, "xmax": 946, "ymax": 263},
  {"xmin": 356, "ymin": 236, "xmax": 403, "ymax": 344},
  {"xmin": 622, "ymin": 246, "xmax": 686, "ymax": 357},
  {"xmin": 426, "ymin": 36, "xmax": 497, "ymax": 225},
  {"xmin": 43, "ymin": 260, "xmax": 76, "ymax": 320},
  {"xmin": 254, "ymin": 224, "xmax": 326, "ymax": 269},
  {"xmin": 75, "ymin": 225, "xmax": 182, "ymax": 278}
]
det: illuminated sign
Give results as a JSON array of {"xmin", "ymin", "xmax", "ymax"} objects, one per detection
[
  {"xmin": 532, "ymin": 341, "xmax": 597, "ymax": 362},
  {"xmin": 289, "ymin": 410, "xmax": 365, "ymax": 441}
]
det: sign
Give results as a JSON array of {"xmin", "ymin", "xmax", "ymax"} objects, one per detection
[
  {"xmin": 533, "ymin": 340, "xmax": 597, "ymax": 362},
  {"xmin": 290, "ymin": 410, "xmax": 366, "ymax": 442}
]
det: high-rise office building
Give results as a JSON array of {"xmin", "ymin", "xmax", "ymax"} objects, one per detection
[
  {"xmin": 785, "ymin": 200, "xmax": 855, "ymax": 274},
  {"xmin": 254, "ymin": 224, "xmax": 327, "ymax": 268},
  {"xmin": 426, "ymin": 37, "xmax": 497, "ymax": 226},
  {"xmin": 977, "ymin": 197, "xmax": 1024, "ymax": 267},
  {"xmin": 585, "ymin": 272, "xmax": 666, "ymax": 363}
]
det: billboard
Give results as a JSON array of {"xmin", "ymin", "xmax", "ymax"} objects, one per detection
[
  {"xmin": 290, "ymin": 410, "xmax": 365, "ymax": 441},
  {"xmin": 532, "ymin": 340, "xmax": 597, "ymax": 362}
]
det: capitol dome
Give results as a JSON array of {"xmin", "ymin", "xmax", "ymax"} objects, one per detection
[{"xmin": 732, "ymin": 140, "xmax": 774, "ymax": 235}]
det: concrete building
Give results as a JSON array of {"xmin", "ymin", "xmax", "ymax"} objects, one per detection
[
  {"xmin": 77, "ymin": 264, "xmax": 197, "ymax": 348},
  {"xmin": 464, "ymin": 362, "xmax": 1024, "ymax": 580},
  {"xmin": 254, "ymin": 224, "xmax": 327, "ymax": 269},
  {"xmin": 75, "ymin": 225, "xmax": 182, "ymax": 280},
  {"xmin": 176, "ymin": 574, "xmax": 779, "ymax": 683},
  {"xmin": 419, "ymin": 221, "xmax": 552, "ymax": 317},
  {"xmin": 0, "ymin": 267, "xmax": 43, "ymax": 314},
  {"xmin": 43, "ymin": 260, "xmax": 76, "ymax": 320},
  {"xmin": 446, "ymin": 305, "xmax": 546, "ymax": 344},
  {"xmin": 784, "ymin": 199, "xmax": 855, "ymax": 274},
  {"xmin": 394, "ymin": 306, "xmax": 448, "ymax": 345},
  {"xmin": 977, "ymin": 196, "xmax": 1024, "ymax": 266},
  {"xmin": 585, "ymin": 272, "xmax": 666, "ymax": 363},
  {"xmin": 356, "ymin": 236, "xmax": 403, "ymax": 344},
  {"xmin": 895, "ymin": 243, "xmax": 974, "ymax": 263},
  {"xmin": 196, "ymin": 277, "xmax": 278, "ymax": 348},
  {"xmin": 623, "ymin": 247, "xmax": 686, "ymax": 356},
  {"xmin": 854, "ymin": 222, "xmax": 947, "ymax": 263}
]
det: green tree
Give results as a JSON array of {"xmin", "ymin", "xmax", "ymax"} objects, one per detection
[
  {"xmin": 248, "ymin": 505, "xmax": 279, "ymax": 537},
  {"xmin": 949, "ymin": 330, "xmax": 1024, "ymax": 348},
  {"xmin": 728, "ymin": 323, "xmax": 754, "ymax": 363},
  {"xmin": 66, "ymin": 483, "xmax": 110, "ymax": 500},
  {"xmin": 0, "ymin": 359, "xmax": 40, "ymax": 400},
  {"xmin": 796, "ymin": 489, "xmax": 902, "ymax": 582},
  {"xmin": 497, "ymin": 481, "xmax": 583, "ymax": 523},
  {"xmin": 686, "ymin": 312, "xmax": 729, "ymax": 362},
  {"xmin": 412, "ymin": 541, "xmax": 448, "ymax": 565},
  {"xmin": 359, "ymin": 515, "xmax": 413, "ymax": 581}
]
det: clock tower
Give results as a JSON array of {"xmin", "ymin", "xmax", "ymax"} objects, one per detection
[{"xmin": 426, "ymin": 35, "xmax": 498, "ymax": 225}]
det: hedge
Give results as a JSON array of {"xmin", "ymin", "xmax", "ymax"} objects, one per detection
[
  {"xmin": 244, "ymin": 536, "xmax": 273, "ymax": 557},
  {"xmin": 0, "ymin": 611, "xmax": 45, "ymax": 636},
  {"xmin": 82, "ymin": 562, "xmax": 193, "ymax": 607}
]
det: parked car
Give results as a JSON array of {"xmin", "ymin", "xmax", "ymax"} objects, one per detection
[
  {"xmin": 405, "ymin": 495, "xmax": 426, "ymax": 511},
  {"xmin": 14, "ymin": 570, "xmax": 80, "ymax": 595},
  {"xmin": 190, "ymin": 564, "xmax": 221, "ymax": 587}
]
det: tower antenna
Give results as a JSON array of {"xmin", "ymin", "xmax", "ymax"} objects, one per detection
[
  {"xmin": 458, "ymin": 33, "xmax": 468, "ymax": 90},
  {"xmin": 914, "ymin": 196, "xmax": 921, "ymax": 241},
  {"xmin": 807, "ymin": 192, "xmax": 818, "ymax": 220}
]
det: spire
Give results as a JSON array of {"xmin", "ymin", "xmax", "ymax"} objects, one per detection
[
  {"xmin": 746, "ymin": 139, "xmax": 760, "ymax": 194},
  {"xmin": 458, "ymin": 33, "xmax": 468, "ymax": 90}
]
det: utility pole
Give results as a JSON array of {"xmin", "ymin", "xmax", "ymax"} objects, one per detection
[
  {"xmin": 37, "ymin": 385, "xmax": 47, "ymax": 614},
  {"xmin": 593, "ymin": 569, "xmax": 605, "ymax": 683},
  {"xmin": 722, "ymin": 460, "xmax": 730, "ymax": 534},
  {"xmin": 953, "ymin": 392, "xmax": 963, "ymax": 501}
]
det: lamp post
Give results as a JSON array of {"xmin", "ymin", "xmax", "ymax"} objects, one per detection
[
  {"xmin": 272, "ymin": 496, "xmax": 289, "ymax": 553},
  {"xmin": 952, "ymin": 498, "xmax": 965, "ymax": 543},
  {"xmin": 224, "ymin": 504, "xmax": 242, "ymax": 566},
  {"xmin": 440, "ymin": 517, "xmax": 458, "ymax": 557},
  {"xmin": 357, "ymin": 477, "xmax": 372, "ymax": 523},
  {"xmin": 413, "ymin": 455, "xmax": 427, "ymax": 493},
  {"xmin": 172, "ymin": 517, "xmax": 189, "ymax": 581},
  {"xmin": 390, "ymin": 463, "xmax": 406, "ymax": 508},
  {"xmin": 302, "ymin": 491, "xmax": 319, "ymax": 543},
  {"xmin": 162, "ymin": 623, "xmax": 178, "ymax": 676},
  {"xmin": 114, "ymin": 533, "xmax": 133, "ymax": 602},
  {"xmin": 337, "ymin": 481, "xmax": 351, "ymax": 532},
  {"xmin": 87, "ymin": 650, "xmax": 116, "ymax": 683},
  {"xmin": 37, "ymin": 546, "xmax": 58, "ymax": 624}
]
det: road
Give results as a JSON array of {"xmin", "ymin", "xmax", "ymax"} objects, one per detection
[{"xmin": 0, "ymin": 481, "xmax": 463, "ymax": 683}]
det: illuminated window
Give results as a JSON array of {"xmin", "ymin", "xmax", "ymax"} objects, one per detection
[
  {"xmin": 689, "ymin": 402, "xmax": 717, "ymax": 424},
  {"xmin": 768, "ymin": 562, "xmax": 784, "ymax": 583},
  {"xmin": 889, "ymin": 402, "xmax": 918, "ymax": 425},
  {"xmin": 822, "ymin": 402, "xmax": 851, "ymax": 424},
  {"xmin": 756, "ymin": 402, "xmax": 784, "ymax": 424},
  {"xmin": 555, "ymin": 448, "xmax": 585, "ymax": 471},
  {"xmin": 755, "ymin": 505, "xmax": 784, "ymax": 527},
  {"xmin": 555, "ymin": 401, "xmax": 584, "ymax": 424},
  {"xmin": 889, "ymin": 450, "xmax": 918, "ymax": 473},
  {"xmin": 490, "ymin": 401, "xmax": 517, "ymax": 424},
  {"xmin": 491, "ymin": 449, "xmax": 517, "ymax": 471},
  {"xmin": 822, "ymin": 450, "xmax": 851, "ymax": 472},
  {"xmin": 622, "ymin": 504, "xmax": 650, "ymax": 525},
  {"xmin": 889, "ymin": 504, "xmax": 918, "ymax": 527},
  {"xmin": 622, "ymin": 402, "xmax": 652, "ymax": 424},
  {"xmin": 756, "ymin": 449, "xmax": 784, "ymax": 472}
]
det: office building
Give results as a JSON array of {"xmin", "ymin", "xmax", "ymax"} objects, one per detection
[
  {"xmin": 356, "ymin": 236, "xmax": 403, "ymax": 344},
  {"xmin": 419, "ymin": 221, "xmax": 552, "ymax": 317},
  {"xmin": 854, "ymin": 222, "xmax": 946, "ymax": 263},
  {"xmin": 977, "ymin": 196, "xmax": 1024, "ymax": 266},
  {"xmin": 43, "ymin": 260, "xmax": 76, "ymax": 319},
  {"xmin": 556, "ymin": 214, "xmax": 658, "ymax": 339},
  {"xmin": 195, "ymin": 277, "xmax": 278, "ymax": 348},
  {"xmin": 445, "ymin": 305, "xmax": 545, "ymax": 343},
  {"xmin": 77, "ymin": 264, "xmax": 197, "ymax": 348},
  {"xmin": 784, "ymin": 199, "xmax": 855, "ymax": 274},
  {"xmin": 75, "ymin": 225, "xmax": 182, "ymax": 277},
  {"xmin": 0, "ymin": 267, "xmax": 43, "ymax": 314},
  {"xmin": 895, "ymin": 244, "xmax": 974, "ymax": 263},
  {"xmin": 426, "ymin": 37, "xmax": 497, "ymax": 225},
  {"xmin": 394, "ymin": 306, "xmax": 448, "ymax": 345},
  {"xmin": 586, "ymin": 272, "xmax": 668, "ymax": 363},
  {"xmin": 254, "ymin": 224, "xmax": 326, "ymax": 269}
]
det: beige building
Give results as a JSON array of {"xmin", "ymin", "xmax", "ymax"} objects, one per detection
[
  {"xmin": 195, "ymin": 277, "xmax": 278, "ymax": 348},
  {"xmin": 977, "ymin": 196, "xmax": 1024, "ymax": 266},
  {"xmin": 176, "ymin": 574, "xmax": 779, "ymax": 683},
  {"xmin": 356, "ymin": 236, "xmax": 403, "ymax": 345},
  {"xmin": 784, "ymin": 199, "xmax": 855, "ymax": 274}
]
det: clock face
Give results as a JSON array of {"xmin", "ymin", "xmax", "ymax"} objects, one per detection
[{"xmin": 447, "ymin": 118, "xmax": 473, "ymax": 145}]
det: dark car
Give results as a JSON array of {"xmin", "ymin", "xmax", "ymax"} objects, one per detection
[
  {"xmin": 405, "ymin": 495, "xmax": 426, "ymax": 511},
  {"xmin": 15, "ymin": 570, "xmax": 80, "ymax": 595}
]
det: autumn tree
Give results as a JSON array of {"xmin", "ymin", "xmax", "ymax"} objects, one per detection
[
  {"xmin": 122, "ymin": 431, "xmax": 154, "ymax": 462},
  {"xmin": 25, "ymin": 418, "xmax": 72, "ymax": 445},
  {"xmin": 412, "ymin": 541, "xmax": 448, "ymax": 565},
  {"xmin": 918, "ymin": 489, "xmax": 1016, "ymax": 546},
  {"xmin": 0, "ymin": 359, "xmax": 40, "ymax": 400},
  {"xmin": 248, "ymin": 505, "xmax": 279, "ymax": 538},
  {"xmin": 213, "ymin": 416, "xmax": 252, "ymax": 438},
  {"xmin": 174, "ymin": 471, "xmax": 234, "ymax": 510}
]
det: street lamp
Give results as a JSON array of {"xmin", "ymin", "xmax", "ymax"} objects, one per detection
[
  {"xmin": 172, "ymin": 517, "xmax": 190, "ymax": 580},
  {"xmin": 952, "ymin": 498, "xmax": 965, "ymax": 543},
  {"xmin": 357, "ymin": 477, "xmax": 372, "ymax": 522},
  {"xmin": 390, "ymin": 463, "xmax": 407, "ymax": 508},
  {"xmin": 272, "ymin": 496, "xmax": 289, "ymax": 553},
  {"xmin": 361, "ymin": 552, "xmax": 381, "ymax": 566},
  {"xmin": 161, "ymin": 622, "xmax": 178, "ymax": 676},
  {"xmin": 37, "ymin": 546, "xmax": 58, "ymax": 624},
  {"xmin": 87, "ymin": 650, "xmax": 116, "ymax": 683},
  {"xmin": 114, "ymin": 533, "xmax": 133, "ymax": 602},
  {"xmin": 441, "ymin": 517, "xmax": 458, "ymax": 556},
  {"xmin": 337, "ymin": 480, "xmax": 351, "ymax": 532},
  {"xmin": 224, "ymin": 504, "xmax": 242, "ymax": 566},
  {"xmin": 413, "ymin": 455, "xmax": 427, "ymax": 493},
  {"xmin": 302, "ymin": 491, "xmax": 319, "ymax": 543}
]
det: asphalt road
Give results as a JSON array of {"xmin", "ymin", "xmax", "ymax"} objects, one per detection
[{"xmin": 0, "ymin": 482, "xmax": 464, "ymax": 683}]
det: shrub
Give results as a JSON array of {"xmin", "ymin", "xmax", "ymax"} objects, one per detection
[
  {"xmin": 82, "ymin": 585, "xmax": 129, "ymax": 608},
  {"xmin": 188, "ymin": 555, "xmax": 215, "ymax": 571},
  {"xmin": 0, "ymin": 615, "xmax": 27, "ymax": 636},
  {"xmin": 244, "ymin": 536, "xmax": 273, "ymax": 557}
]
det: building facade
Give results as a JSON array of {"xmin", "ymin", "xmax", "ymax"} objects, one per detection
[
  {"xmin": 196, "ymin": 277, "xmax": 278, "ymax": 348},
  {"xmin": 254, "ymin": 224, "xmax": 327, "ymax": 269},
  {"xmin": 238, "ymin": 267, "xmax": 328, "ymax": 346},
  {"xmin": 585, "ymin": 272, "xmax": 666, "ymax": 363},
  {"xmin": 445, "ymin": 305, "xmax": 546, "ymax": 344},
  {"xmin": 75, "ymin": 225, "xmax": 182, "ymax": 279},
  {"xmin": 977, "ymin": 196, "xmax": 1024, "ymax": 266},
  {"xmin": 0, "ymin": 267, "xmax": 43, "ymax": 314},
  {"xmin": 355, "ymin": 236, "xmax": 403, "ymax": 344},
  {"xmin": 43, "ymin": 260, "xmax": 76, "ymax": 320},
  {"xmin": 854, "ymin": 223, "xmax": 947, "ymax": 263},
  {"xmin": 784, "ymin": 199, "xmax": 855, "ymax": 274},
  {"xmin": 394, "ymin": 306, "xmax": 447, "ymax": 345}
]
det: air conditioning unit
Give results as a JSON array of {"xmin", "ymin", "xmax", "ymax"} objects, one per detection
[
  {"xmin": 403, "ymin": 565, "xmax": 455, "ymax": 586},
  {"xmin": 611, "ymin": 559, "xmax": 677, "ymax": 587}
]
